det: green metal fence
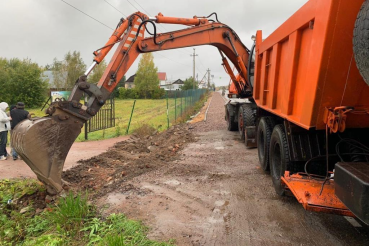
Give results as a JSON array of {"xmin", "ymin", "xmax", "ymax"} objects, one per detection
[
  {"xmin": 166, "ymin": 89, "xmax": 207, "ymax": 125},
  {"xmin": 81, "ymin": 89, "xmax": 208, "ymax": 140},
  {"xmin": 125, "ymin": 88, "xmax": 208, "ymax": 133}
]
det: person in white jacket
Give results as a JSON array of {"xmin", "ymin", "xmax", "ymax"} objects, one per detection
[{"xmin": 0, "ymin": 102, "xmax": 11, "ymax": 161}]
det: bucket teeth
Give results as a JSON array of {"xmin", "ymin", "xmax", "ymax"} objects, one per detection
[{"xmin": 11, "ymin": 115, "xmax": 83, "ymax": 194}]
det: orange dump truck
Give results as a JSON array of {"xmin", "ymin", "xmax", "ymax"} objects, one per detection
[{"xmin": 227, "ymin": 0, "xmax": 369, "ymax": 224}]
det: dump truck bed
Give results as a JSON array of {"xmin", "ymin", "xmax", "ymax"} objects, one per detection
[{"xmin": 253, "ymin": 0, "xmax": 369, "ymax": 130}]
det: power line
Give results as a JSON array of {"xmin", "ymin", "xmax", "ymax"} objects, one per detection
[
  {"xmin": 131, "ymin": 0, "xmax": 169, "ymax": 34},
  {"xmin": 60, "ymin": 0, "xmax": 114, "ymax": 30},
  {"xmin": 119, "ymin": 0, "xmax": 194, "ymax": 59},
  {"xmin": 102, "ymin": 0, "xmax": 190, "ymax": 67},
  {"xmin": 155, "ymin": 52, "xmax": 192, "ymax": 68},
  {"xmin": 131, "ymin": 0, "xmax": 194, "ymax": 58},
  {"xmin": 197, "ymin": 56, "xmax": 208, "ymax": 72},
  {"xmin": 133, "ymin": 0, "xmax": 152, "ymax": 17},
  {"xmin": 98, "ymin": 0, "xmax": 195, "ymax": 73},
  {"xmin": 103, "ymin": 0, "xmax": 126, "ymax": 17},
  {"xmin": 125, "ymin": 0, "xmax": 140, "ymax": 11},
  {"xmin": 60, "ymin": 0, "xmax": 191, "ymax": 73}
]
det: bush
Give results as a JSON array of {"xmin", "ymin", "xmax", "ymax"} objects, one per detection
[
  {"xmin": 151, "ymin": 87, "xmax": 165, "ymax": 99},
  {"xmin": 0, "ymin": 58, "xmax": 48, "ymax": 108},
  {"xmin": 118, "ymin": 87, "xmax": 139, "ymax": 99},
  {"xmin": 119, "ymin": 87, "xmax": 164, "ymax": 99}
]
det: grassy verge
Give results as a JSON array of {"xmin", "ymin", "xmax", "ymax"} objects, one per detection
[
  {"xmin": 27, "ymin": 93, "xmax": 209, "ymax": 142},
  {"xmin": 175, "ymin": 92, "xmax": 210, "ymax": 123},
  {"xmin": 0, "ymin": 179, "xmax": 174, "ymax": 246}
]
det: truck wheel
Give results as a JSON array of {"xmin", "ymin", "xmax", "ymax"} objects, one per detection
[
  {"xmin": 226, "ymin": 104, "xmax": 238, "ymax": 131},
  {"xmin": 354, "ymin": 0, "xmax": 369, "ymax": 86},
  {"xmin": 257, "ymin": 117, "xmax": 274, "ymax": 171},
  {"xmin": 238, "ymin": 104, "xmax": 256, "ymax": 140},
  {"xmin": 269, "ymin": 125, "xmax": 290, "ymax": 196}
]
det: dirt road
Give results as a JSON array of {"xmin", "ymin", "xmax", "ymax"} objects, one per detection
[
  {"xmin": 96, "ymin": 92, "xmax": 369, "ymax": 246},
  {"xmin": 0, "ymin": 135, "xmax": 129, "ymax": 179}
]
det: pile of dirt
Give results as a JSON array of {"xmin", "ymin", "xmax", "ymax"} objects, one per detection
[
  {"xmin": 3, "ymin": 189, "xmax": 50, "ymax": 218},
  {"xmin": 62, "ymin": 124, "xmax": 195, "ymax": 198}
]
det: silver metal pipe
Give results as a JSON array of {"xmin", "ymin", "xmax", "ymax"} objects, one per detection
[
  {"xmin": 148, "ymin": 16, "xmax": 157, "ymax": 21},
  {"xmin": 84, "ymin": 61, "xmax": 97, "ymax": 76}
]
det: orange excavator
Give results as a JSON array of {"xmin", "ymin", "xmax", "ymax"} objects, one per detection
[
  {"xmin": 11, "ymin": 11, "xmax": 252, "ymax": 194},
  {"xmin": 11, "ymin": 0, "xmax": 369, "ymax": 226}
]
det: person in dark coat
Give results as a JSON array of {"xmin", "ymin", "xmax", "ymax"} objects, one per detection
[{"xmin": 10, "ymin": 102, "xmax": 30, "ymax": 160}]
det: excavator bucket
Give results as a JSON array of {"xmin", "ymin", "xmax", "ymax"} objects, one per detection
[{"xmin": 11, "ymin": 114, "xmax": 83, "ymax": 194}]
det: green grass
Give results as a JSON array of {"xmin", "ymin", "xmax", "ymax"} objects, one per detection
[
  {"xmin": 28, "ymin": 93, "xmax": 208, "ymax": 142},
  {"xmin": 0, "ymin": 179, "xmax": 175, "ymax": 246}
]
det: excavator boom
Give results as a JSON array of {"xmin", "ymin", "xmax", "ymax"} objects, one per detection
[{"xmin": 12, "ymin": 12, "xmax": 251, "ymax": 193}]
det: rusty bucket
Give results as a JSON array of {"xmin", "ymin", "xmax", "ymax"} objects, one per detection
[{"xmin": 11, "ymin": 114, "xmax": 83, "ymax": 194}]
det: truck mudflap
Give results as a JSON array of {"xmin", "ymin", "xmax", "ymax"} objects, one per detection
[
  {"xmin": 245, "ymin": 126, "xmax": 257, "ymax": 148},
  {"xmin": 335, "ymin": 162, "xmax": 369, "ymax": 225},
  {"xmin": 281, "ymin": 172, "xmax": 354, "ymax": 217}
]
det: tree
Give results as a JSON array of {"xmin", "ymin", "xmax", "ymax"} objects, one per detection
[
  {"xmin": 52, "ymin": 51, "xmax": 86, "ymax": 89},
  {"xmin": 51, "ymin": 58, "xmax": 66, "ymax": 90},
  {"xmin": 0, "ymin": 58, "xmax": 48, "ymax": 107},
  {"xmin": 134, "ymin": 53, "xmax": 159, "ymax": 98},
  {"xmin": 181, "ymin": 77, "xmax": 198, "ymax": 90},
  {"xmin": 114, "ymin": 75, "xmax": 126, "ymax": 97}
]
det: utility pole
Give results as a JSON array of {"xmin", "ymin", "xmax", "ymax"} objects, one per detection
[
  {"xmin": 207, "ymin": 68, "xmax": 211, "ymax": 88},
  {"xmin": 190, "ymin": 48, "xmax": 198, "ymax": 90}
]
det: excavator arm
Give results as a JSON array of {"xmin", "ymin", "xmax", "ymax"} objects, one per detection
[
  {"xmin": 71, "ymin": 12, "xmax": 251, "ymax": 116},
  {"xmin": 11, "ymin": 12, "xmax": 251, "ymax": 193}
]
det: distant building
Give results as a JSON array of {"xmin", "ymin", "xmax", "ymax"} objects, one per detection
[
  {"xmin": 125, "ymin": 72, "xmax": 167, "ymax": 89},
  {"xmin": 160, "ymin": 79, "xmax": 184, "ymax": 90},
  {"xmin": 158, "ymin": 72, "xmax": 167, "ymax": 86},
  {"xmin": 125, "ymin": 74, "xmax": 135, "ymax": 89}
]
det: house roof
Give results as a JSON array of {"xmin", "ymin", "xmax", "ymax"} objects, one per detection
[
  {"xmin": 126, "ymin": 74, "xmax": 136, "ymax": 82},
  {"xmin": 172, "ymin": 79, "xmax": 184, "ymax": 84},
  {"xmin": 157, "ymin": 72, "xmax": 166, "ymax": 81},
  {"xmin": 126, "ymin": 72, "xmax": 167, "ymax": 82}
]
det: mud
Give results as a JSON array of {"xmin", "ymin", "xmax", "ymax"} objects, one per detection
[
  {"xmin": 62, "ymin": 125, "xmax": 195, "ymax": 198},
  {"xmin": 93, "ymin": 92, "xmax": 369, "ymax": 245}
]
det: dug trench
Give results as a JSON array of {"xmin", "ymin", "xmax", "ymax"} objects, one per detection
[{"xmin": 62, "ymin": 124, "xmax": 196, "ymax": 199}]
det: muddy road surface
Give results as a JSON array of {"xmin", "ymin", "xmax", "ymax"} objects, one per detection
[
  {"xmin": 91, "ymin": 92, "xmax": 369, "ymax": 246},
  {"xmin": 3, "ymin": 92, "xmax": 368, "ymax": 245}
]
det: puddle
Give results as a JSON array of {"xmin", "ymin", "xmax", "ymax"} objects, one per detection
[
  {"xmin": 214, "ymin": 200, "xmax": 230, "ymax": 207},
  {"xmin": 164, "ymin": 179, "xmax": 181, "ymax": 186},
  {"xmin": 212, "ymin": 190, "xmax": 231, "ymax": 196},
  {"xmin": 105, "ymin": 193, "xmax": 126, "ymax": 205}
]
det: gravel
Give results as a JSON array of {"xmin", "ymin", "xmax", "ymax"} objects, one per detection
[{"xmin": 191, "ymin": 92, "xmax": 228, "ymax": 132}]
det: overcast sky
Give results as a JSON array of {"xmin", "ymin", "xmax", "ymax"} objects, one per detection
[{"xmin": 0, "ymin": 0, "xmax": 308, "ymax": 86}]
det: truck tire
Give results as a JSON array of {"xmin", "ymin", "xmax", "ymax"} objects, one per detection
[
  {"xmin": 238, "ymin": 104, "xmax": 256, "ymax": 140},
  {"xmin": 257, "ymin": 117, "xmax": 274, "ymax": 171},
  {"xmin": 226, "ymin": 104, "xmax": 238, "ymax": 131},
  {"xmin": 354, "ymin": 0, "xmax": 369, "ymax": 86},
  {"xmin": 269, "ymin": 124, "xmax": 291, "ymax": 196}
]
